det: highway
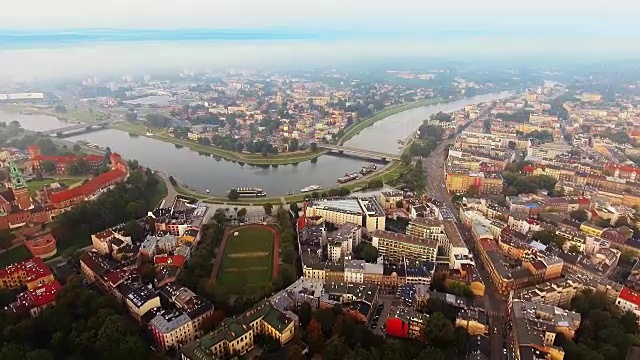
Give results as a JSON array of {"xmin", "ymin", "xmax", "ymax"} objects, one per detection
[{"xmin": 420, "ymin": 106, "xmax": 510, "ymax": 360}]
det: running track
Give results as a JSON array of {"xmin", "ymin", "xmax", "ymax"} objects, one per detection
[{"xmin": 210, "ymin": 224, "xmax": 281, "ymax": 284}]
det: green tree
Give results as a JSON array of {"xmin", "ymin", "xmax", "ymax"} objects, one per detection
[
  {"xmin": 263, "ymin": 203, "xmax": 273, "ymax": 215},
  {"xmin": 124, "ymin": 219, "xmax": 145, "ymax": 240},
  {"xmin": 41, "ymin": 160, "xmax": 56, "ymax": 174},
  {"xmin": 354, "ymin": 243, "xmax": 379, "ymax": 263},
  {"xmin": 289, "ymin": 138, "xmax": 299, "ymax": 152},
  {"xmin": 531, "ymin": 230, "xmax": 557, "ymax": 246},
  {"xmin": 422, "ymin": 312, "xmax": 455, "ymax": 349},
  {"xmin": 125, "ymin": 111, "xmax": 138, "ymax": 122},
  {"xmin": 395, "ymin": 199, "xmax": 404, "ymax": 208},
  {"xmin": 54, "ymin": 104, "xmax": 67, "ymax": 113},
  {"xmin": 237, "ymin": 208, "xmax": 247, "ymax": 219},
  {"xmin": 227, "ymin": 189, "xmax": 240, "ymax": 200},
  {"xmin": 570, "ymin": 209, "xmax": 589, "ymax": 222}
]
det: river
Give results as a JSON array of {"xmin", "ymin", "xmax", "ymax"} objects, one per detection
[{"xmin": 0, "ymin": 91, "xmax": 511, "ymax": 196}]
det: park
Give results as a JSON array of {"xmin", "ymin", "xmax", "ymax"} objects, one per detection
[{"xmin": 213, "ymin": 224, "xmax": 280, "ymax": 296}]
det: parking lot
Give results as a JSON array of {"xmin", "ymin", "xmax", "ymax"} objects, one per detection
[{"xmin": 371, "ymin": 294, "xmax": 395, "ymax": 335}]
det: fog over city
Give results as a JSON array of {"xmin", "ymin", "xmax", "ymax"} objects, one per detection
[{"xmin": 2, "ymin": 1, "xmax": 640, "ymax": 81}]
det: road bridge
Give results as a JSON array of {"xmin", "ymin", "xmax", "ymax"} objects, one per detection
[
  {"xmin": 318, "ymin": 144, "xmax": 401, "ymax": 161},
  {"xmin": 38, "ymin": 121, "xmax": 110, "ymax": 136}
]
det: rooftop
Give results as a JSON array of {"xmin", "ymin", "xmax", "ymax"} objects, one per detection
[{"xmin": 372, "ymin": 229, "xmax": 439, "ymax": 248}]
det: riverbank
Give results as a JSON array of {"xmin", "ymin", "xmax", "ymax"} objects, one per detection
[
  {"xmin": 1, "ymin": 104, "xmax": 113, "ymax": 124},
  {"xmin": 111, "ymin": 122, "xmax": 329, "ymax": 166},
  {"xmin": 337, "ymin": 97, "xmax": 444, "ymax": 145},
  {"xmin": 172, "ymin": 160, "xmax": 404, "ymax": 205}
]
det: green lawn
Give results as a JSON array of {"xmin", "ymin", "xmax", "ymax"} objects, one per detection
[
  {"xmin": 0, "ymin": 245, "xmax": 32, "ymax": 268},
  {"xmin": 216, "ymin": 226, "xmax": 275, "ymax": 295},
  {"xmin": 149, "ymin": 175, "xmax": 168, "ymax": 210},
  {"xmin": 25, "ymin": 178, "xmax": 84, "ymax": 196}
]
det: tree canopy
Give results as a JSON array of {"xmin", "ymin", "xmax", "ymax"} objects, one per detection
[
  {"xmin": 558, "ymin": 290, "xmax": 640, "ymax": 360},
  {"xmin": 0, "ymin": 276, "xmax": 157, "ymax": 360}
]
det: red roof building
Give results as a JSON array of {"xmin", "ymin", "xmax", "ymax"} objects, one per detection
[
  {"xmin": 0, "ymin": 257, "xmax": 54, "ymax": 290},
  {"xmin": 11, "ymin": 279, "xmax": 62, "ymax": 317},
  {"xmin": 49, "ymin": 168, "xmax": 126, "ymax": 208},
  {"xmin": 31, "ymin": 152, "xmax": 105, "ymax": 175},
  {"xmin": 617, "ymin": 286, "xmax": 640, "ymax": 317},
  {"xmin": 154, "ymin": 255, "xmax": 186, "ymax": 268}
]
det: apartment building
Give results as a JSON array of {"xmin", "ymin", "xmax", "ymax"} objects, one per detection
[
  {"xmin": 91, "ymin": 227, "xmax": 133, "ymax": 256},
  {"xmin": 327, "ymin": 223, "xmax": 361, "ymax": 262},
  {"xmin": 304, "ymin": 197, "xmax": 385, "ymax": 232},
  {"xmin": 511, "ymin": 300, "xmax": 581, "ymax": 360},
  {"xmin": 513, "ymin": 278, "xmax": 582, "ymax": 308},
  {"xmin": 0, "ymin": 257, "xmax": 55, "ymax": 290},
  {"xmin": 180, "ymin": 301, "xmax": 295, "ymax": 359},
  {"xmin": 372, "ymin": 230, "xmax": 438, "ymax": 262},
  {"xmin": 149, "ymin": 282, "xmax": 214, "ymax": 352}
]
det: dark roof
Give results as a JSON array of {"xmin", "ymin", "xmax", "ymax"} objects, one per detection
[{"xmin": 0, "ymin": 188, "xmax": 15, "ymax": 203}]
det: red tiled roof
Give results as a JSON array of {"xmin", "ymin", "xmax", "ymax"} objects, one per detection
[
  {"xmin": 28, "ymin": 280, "xmax": 61, "ymax": 307},
  {"xmin": 0, "ymin": 257, "xmax": 52, "ymax": 282},
  {"xmin": 154, "ymin": 255, "xmax": 186, "ymax": 267},
  {"xmin": 49, "ymin": 168, "xmax": 126, "ymax": 204},
  {"xmin": 32, "ymin": 154, "xmax": 104, "ymax": 164},
  {"xmin": 103, "ymin": 269, "xmax": 128, "ymax": 286},
  {"xmin": 619, "ymin": 287, "xmax": 640, "ymax": 307}
]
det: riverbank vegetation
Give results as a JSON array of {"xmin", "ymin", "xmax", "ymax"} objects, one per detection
[
  {"xmin": 337, "ymin": 97, "xmax": 444, "ymax": 145},
  {"xmin": 111, "ymin": 121, "xmax": 327, "ymax": 165},
  {"xmin": 173, "ymin": 160, "xmax": 404, "ymax": 205}
]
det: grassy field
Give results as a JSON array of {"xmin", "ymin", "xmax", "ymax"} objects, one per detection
[
  {"xmin": 25, "ymin": 178, "xmax": 84, "ymax": 196},
  {"xmin": 216, "ymin": 226, "xmax": 275, "ymax": 295},
  {"xmin": 111, "ymin": 121, "xmax": 328, "ymax": 165},
  {"xmin": 149, "ymin": 174, "xmax": 168, "ymax": 209},
  {"xmin": 0, "ymin": 245, "xmax": 32, "ymax": 267},
  {"xmin": 338, "ymin": 98, "xmax": 444, "ymax": 145}
]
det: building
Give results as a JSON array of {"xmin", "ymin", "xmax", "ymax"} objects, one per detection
[
  {"xmin": 10, "ymin": 279, "xmax": 62, "ymax": 317},
  {"xmin": 513, "ymin": 278, "xmax": 582, "ymax": 308},
  {"xmin": 327, "ymin": 223, "xmax": 361, "ymax": 262},
  {"xmin": 371, "ymin": 230, "xmax": 438, "ymax": 262},
  {"xmin": 120, "ymin": 282, "xmax": 161, "ymax": 321},
  {"xmin": 149, "ymin": 282, "xmax": 215, "ymax": 352},
  {"xmin": 380, "ymin": 191, "xmax": 404, "ymax": 210},
  {"xmin": 17, "ymin": 222, "xmax": 57, "ymax": 258},
  {"xmin": 511, "ymin": 299, "xmax": 581, "ymax": 360},
  {"xmin": 91, "ymin": 228, "xmax": 133, "ymax": 256},
  {"xmin": 180, "ymin": 301, "xmax": 295, "ymax": 359},
  {"xmin": 616, "ymin": 287, "xmax": 640, "ymax": 321},
  {"xmin": 48, "ymin": 166, "xmax": 127, "ymax": 209},
  {"xmin": 304, "ymin": 197, "xmax": 385, "ymax": 232},
  {"xmin": 0, "ymin": 257, "xmax": 55, "ymax": 290},
  {"xmin": 385, "ymin": 304, "xmax": 429, "ymax": 339}
]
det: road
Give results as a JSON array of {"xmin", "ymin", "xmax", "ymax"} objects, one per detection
[
  {"xmin": 420, "ymin": 105, "xmax": 509, "ymax": 360},
  {"xmin": 154, "ymin": 170, "xmax": 178, "ymax": 208}
]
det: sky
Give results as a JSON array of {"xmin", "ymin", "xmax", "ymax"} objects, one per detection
[
  {"xmin": 2, "ymin": 0, "xmax": 640, "ymax": 31},
  {"xmin": 1, "ymin": 1, "xmax": 640, "ymax": 82}
]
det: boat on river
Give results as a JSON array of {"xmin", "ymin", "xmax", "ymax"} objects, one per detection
[
  {"xmin": 229, "ymin": 187, "xmax": 267, "ymax": 197},
  {"xmin": 301, "ymin": 185, "xmax": 322, "ymax": 193},
  {"xmin": 337, "ymin": 173, "xmax": 359, "ymax": 184}
]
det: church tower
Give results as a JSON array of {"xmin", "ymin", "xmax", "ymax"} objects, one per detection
[{"xmin": 9, "ymin": 161, "xmax": 32, "ymax": 210}]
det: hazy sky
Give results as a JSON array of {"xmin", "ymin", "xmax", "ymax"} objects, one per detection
[
  {"xmin": 2, "ymin": 0, "xmax": 640, "ymax": 31},
  {"xmin": 1, "ymin": 1, "xmax": 640, "ymax": 82}
]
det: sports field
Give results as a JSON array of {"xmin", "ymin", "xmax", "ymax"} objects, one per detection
[{"xmin": 214, "ymin": 225, "xmax": 279, "ymax": 295}]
